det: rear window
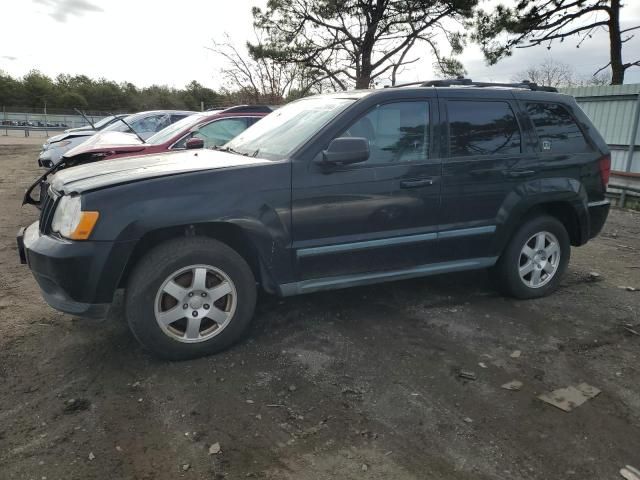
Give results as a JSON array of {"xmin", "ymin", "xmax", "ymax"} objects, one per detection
[
  {"xmin": 526, "ymin": 102, "xmax": 591, "ymax": 153},
  {"xmin": 448, "ymin": 100, "xmax": 521, "ymax": 157}
]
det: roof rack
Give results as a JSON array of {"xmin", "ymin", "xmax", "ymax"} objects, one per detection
[
  {"xmin": 211, "ymin": 105, "xmax": 274, "ymax": 114},
  {"xmin": 386, "ymin": 77, "xmax": 558, "ymax": 93}
]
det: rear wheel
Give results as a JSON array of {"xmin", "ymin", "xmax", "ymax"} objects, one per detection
[
  {"xmin": 125, "ymin": 237, "xmax": 256, "ymax": 360},
  {"xmin": 491, "ymin": 215, "xmax": 570, "ymax": 299}
]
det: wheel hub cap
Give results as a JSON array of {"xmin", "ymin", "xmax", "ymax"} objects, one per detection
[
  {"xmin": 189, "ymin": 295, "xmax": 204, "ymax": 310},
  {"xmin": 154, "ymin": 265, "xmax": 237, "ymax": 343},
  {"xmin": 518, "ymin": 231, "xmax": 561, "ymax": 289}
]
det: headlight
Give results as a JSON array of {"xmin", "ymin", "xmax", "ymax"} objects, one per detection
[{"xmin": 51, "ymin": 195, "xmax": 100, "ymax": 240}]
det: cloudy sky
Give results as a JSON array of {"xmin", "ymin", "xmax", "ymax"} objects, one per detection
[{"xmin": 2, "ymin": 0, "xmax": 640, "ymax": 88}]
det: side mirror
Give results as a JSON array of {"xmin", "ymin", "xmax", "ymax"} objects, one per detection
[
  {"xmin": 319, "ymin": 137, "xmax": 369, "ymax": 165},
  {"xmin": 186, "ymin": 137, "xmax": 204, "ymax": 150}
]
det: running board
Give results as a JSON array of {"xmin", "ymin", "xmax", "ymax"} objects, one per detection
[{"xmin": 279, "ymin": 257, "xmax": 498, "ymax": 296}]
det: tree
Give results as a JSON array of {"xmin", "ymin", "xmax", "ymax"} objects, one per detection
[
  {"xmin": 209, "ymin": 34, "xmax": 330, "ymax": 104},
  {"xmin": 22, "ymin": 70, "xmax": 53, "ymax": 108},
  {"xmin": 250, "ymin": 0, "xmax": 478, "ymax": 90},
  {"xmin": 512, "ymin": 59, "xmax": 613, "ymax": 88},
  {"xmin": 473, "ymin": 0, "xmax": 640, "ymax": 85},
  {"xmin": 512, "ymin": 59, "xmax": 576, "ymax": 87}
]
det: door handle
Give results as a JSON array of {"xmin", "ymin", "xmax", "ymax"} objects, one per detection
[
  {"xmin": 400, "ymin": 178, "xmax": 434, "ymax": 189},
  {"xmin": 505, "ymin": 170, "xmax": 536, "ymax": 178}
]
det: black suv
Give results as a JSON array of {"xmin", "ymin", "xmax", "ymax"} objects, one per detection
[{"xmin": 18, "ymin": 79, "xmax": 611, "ymax": 359}]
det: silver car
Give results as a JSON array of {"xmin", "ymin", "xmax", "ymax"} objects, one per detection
[
  {"xmin": 38, "ymin": 110, "xmax": 196, "ymax": 168},
  {"xmin": 38, "ymin": 115, "xmax": 127, "ymax": 168}
]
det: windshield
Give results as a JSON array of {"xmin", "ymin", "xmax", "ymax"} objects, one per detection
[
  {"xmin": 103, "ymin": 113, "xmax": 140, "ymax": 133},
  {"xmin": 225, "ymin": 97, "xmax": 356, "ymax": 160},
  {"xmin": 94, "ymin": 115, "xmax": 117, "ymax": 129},
  {"xmin": 147, "ymin": 113, "xmax": 207, "ymax": 145}
]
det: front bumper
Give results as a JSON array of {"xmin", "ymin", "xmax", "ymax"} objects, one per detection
[
  {"xmin": 17, "ymin": 222, "xmax": 134, "ymax": 319},
  {"xmin": 38, "ymin": 148, "xmax": 59, "ymax": 168},
  {"xmin": 587, "ymin": 200, "xmax": 610, "ymax": 239}
]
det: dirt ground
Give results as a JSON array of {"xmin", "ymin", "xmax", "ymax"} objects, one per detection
[{"xmin": 1, "ymin": 142, "xmax": 639, "ymax": 480}]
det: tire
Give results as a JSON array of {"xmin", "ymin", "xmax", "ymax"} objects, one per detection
[
  {"xmin": 125, "ymin": 237, "xmax": 256, "ymax": 360},
  {"xmin": 491, "ymin": 215, "xmax": 570, "ymax": 299}
]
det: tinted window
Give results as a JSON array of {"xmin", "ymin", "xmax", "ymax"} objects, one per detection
[
  {"xmin": 526, "ymin": 102, "xmax": 591, "ymax": 153},
  {"xmin": 448, "ymin": 101, "xmax": 521, "ymax": 157},
  {"xmin": 340, "ymin": 101, "xmax": 429, "ymax": 164}
]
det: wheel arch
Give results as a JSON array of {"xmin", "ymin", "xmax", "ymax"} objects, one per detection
[
  {"xmin": 117, "ymin": 222, "xmax": 279, "ymax": 294},
  {"xmin": 496, "ymin": 189, "xmax": 590, "ymax": 255}
]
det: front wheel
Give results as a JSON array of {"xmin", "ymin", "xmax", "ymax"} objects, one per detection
[
  {"xmin": 491, "ymin": 215, "xmax": 570, "ymax": 299},
  {"xmin": 125, "ymin": 237, "xmax": 256, "ymax": 360}
]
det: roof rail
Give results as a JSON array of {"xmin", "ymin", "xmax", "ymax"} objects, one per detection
[
  {"xmin": 217, "ymin": 105, "xmax": 274, "ymax": 114},
  {"xmin": 387, "ymin": 77, "xmax": 558, "ymax": 93}
]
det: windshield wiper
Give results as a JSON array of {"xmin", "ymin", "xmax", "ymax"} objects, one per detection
[
  {"xmin": 74, "ymin": 108, "xmax": 95, "ymax": 129},
  {"xmin": 214, "ymin": 145, "xmax": 248, "ymax": 156},
  {"xmin": 251, "ymin": 148, "xmax": 260, "ymax": 158},
  {"xmin": 112, "ymin": 114, "xmax": 146, "ymax": 144}
]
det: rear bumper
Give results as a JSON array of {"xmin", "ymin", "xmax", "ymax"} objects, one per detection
[
  {"xmin": 587, "ymin": 200, "xmax": 610, "ymax": 239},
  {"xmin": 18, "ymin": 222, "xmax": 134, "ymax": 319}
]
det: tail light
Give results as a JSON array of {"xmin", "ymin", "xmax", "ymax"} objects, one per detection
[{"xmin": 598, "ymin": 153, "xmax": 611, "ymax": 189}]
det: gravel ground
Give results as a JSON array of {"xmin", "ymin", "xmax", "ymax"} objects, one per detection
[{"xmin": 1, "ymin": 144, "xmax": 639, "ymax": 480}]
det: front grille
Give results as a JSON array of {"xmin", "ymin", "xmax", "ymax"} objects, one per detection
[{"xmin": 39, "ymin": 186, "xmax": 58, "ymax": 234}]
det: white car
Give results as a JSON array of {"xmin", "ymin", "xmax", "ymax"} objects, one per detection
[
  {"xmin": 38, "ymin": 115, "xmax": 128, "ymax": 168},
  {"xmin": 38, "ymin": 110, "xmax": 196, "ymax": 168}
]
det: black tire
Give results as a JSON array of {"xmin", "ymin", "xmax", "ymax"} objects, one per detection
[
  {"xmin": 491, "ymin": 215, "xmax": 570, "ymax": 299},
  {"xmin": 125, "ymin": 237, "xmax": 256, "ymax": 360}
]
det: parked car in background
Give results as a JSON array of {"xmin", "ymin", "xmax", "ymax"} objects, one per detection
[
  {"xmin": 38, "ymin": 110, "xmax": 196, "ymax": 168},
  {"xmin": 38, "ymin": 114, "xmax": 128, "ymax": 167},
  {"xmin": 23, "ymin": 106, "xmax": 270, "ymax": 207},
  {"xmin": 58, "ymin": 105, "xmax": 271, "ymax": 168},
  {"xmin": 18, "ymin": 79, "xmax": 611, "ymax": 359}
]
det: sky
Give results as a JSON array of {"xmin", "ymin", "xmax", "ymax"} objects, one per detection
[{"xmin": 1, "ymin": 0, "xmax": 640, "ymax": 89}]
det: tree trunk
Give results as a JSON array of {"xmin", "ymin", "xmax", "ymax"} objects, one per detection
[{"xmin": 609, "ymin": 0, "xmax": 624, "ymax": 84}]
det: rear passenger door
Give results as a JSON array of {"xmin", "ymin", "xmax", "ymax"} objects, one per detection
[{"xmin": 438, "ymin": 95, "xmax": 537, "ymax": 262}]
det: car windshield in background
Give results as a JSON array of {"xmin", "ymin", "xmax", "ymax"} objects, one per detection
[
  {"xmin": 93, "ymin": 115, "xmax": 117, "ymax": 129},
  {"xmin": 225, "ymin": 97, "xmax": 357, "ymax": 160},
  {"xmin": 146, "ymin": 114, "xmax": 207, "ymax": 145}
]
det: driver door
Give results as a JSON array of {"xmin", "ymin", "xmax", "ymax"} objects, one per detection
[{"xmin": 292, "ymin": 100, "xmax": 442, "ymax": 280}]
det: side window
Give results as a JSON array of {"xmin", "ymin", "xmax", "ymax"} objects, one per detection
[
  {"xmin": 339, "ymin": 101, "xmax": 429, "ymax": 164},
  {"xmin": 171, "ymin": 114, "xmax": 188, "ymax": 123},
  {"xmin": 448, "ymin": 101, "xmax": 521, "ymax": 157},
  {"xmin": 175, "ymin": 118, "xmax": 248, "ymax": 149},
  {"xmin": 526, "ymin": 102, "xmax": 591, "ymax": 153}
]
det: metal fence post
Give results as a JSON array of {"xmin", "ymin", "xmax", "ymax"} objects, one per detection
[{"xmin": 620, "ymin": 92, "xmax": 640, "ymax": 208}]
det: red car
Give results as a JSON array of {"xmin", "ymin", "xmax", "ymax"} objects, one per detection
[{"xmin": 60, "ymin": 105, "xmax": 272, "ymax": 167}]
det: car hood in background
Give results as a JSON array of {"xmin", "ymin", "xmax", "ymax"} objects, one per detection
[
  {"xmin": 51, "ymin": 149, "xmax": 271, "ymax": 194},
  {"xmin": 63, "ymin": 131, "xmax": 146, "ymax": 158},
  {"xmin": 47, "ymin": 130, "xmax": 97, "ymax": 144}
]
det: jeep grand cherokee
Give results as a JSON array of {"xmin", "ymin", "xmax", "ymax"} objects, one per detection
[{"xmin": 18, "ymin": 79, "xmax": 611, "ymax": 359}]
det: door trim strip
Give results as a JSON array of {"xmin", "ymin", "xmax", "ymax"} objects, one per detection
[{"xmin": 296, "ymin": 225, "xmax": 496, "ymax": 258}]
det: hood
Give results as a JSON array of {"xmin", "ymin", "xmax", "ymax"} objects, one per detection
[
  {"xmin": 65, "ymin": 125, "xmax": 94, "ymax": 133},
  {"xmin": 47, "ymin": 130, "xmax": 96, "ymax": 144},
  {"xmin": 64, "ymin": 131, "xmax": 146, "ymax": 158},
  {"xmin": 51, "ymin": 149, "xmax": 271, "ymax": 195}
]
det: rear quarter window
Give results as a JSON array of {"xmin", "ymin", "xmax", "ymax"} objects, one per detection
[
  {"xmin": 526, "ymin": 102, "xmax": 592, "ymax": 153},
  {"xmin": 447, "ymin": 100, "xmax": 522, "ymax": 158}
]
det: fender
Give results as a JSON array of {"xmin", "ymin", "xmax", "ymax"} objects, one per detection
[
  {"xmin": 81, "ymin": 161, "xmax": 293, "ymax": 298},
  {"xmin": 492, "ymin": 177, "xmax": 589, "ymax": 255}
]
